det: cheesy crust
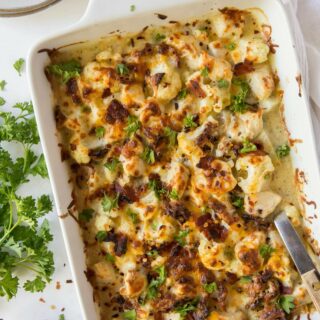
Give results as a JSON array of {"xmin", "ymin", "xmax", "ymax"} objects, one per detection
[{"xmin": 47, "ymin": 7, "xmax": 311, "ymax": 320}]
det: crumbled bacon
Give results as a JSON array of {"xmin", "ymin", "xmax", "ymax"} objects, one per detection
[
  {"xmin": 234, "ymin": 60, "xmax": 255, "ymax": 76},
  {"xmin": 66, "ymin": 78, "xmax": 82, "ymax": 104},
  {"xmin": 164, "ymin": 201, "xmax": 191, "ymax": 224},
  {"xmin": 260, "ymin": 309, "xmax": 286, "ymax": 320},
  {"xmin": 188, "ymin": 80, "xmax": 206, "ymax": 98},
  {"xmin": 114, "ymin": 182, "xmax": 138, "ymax": 204},
  {"xmin": 105, "ymin": 99, "xmax": 129, "ymax": 124},
  {"xmin": 151, "ymin": 73, "xmax": 165, "ymax": 86},
  {"xmin": 104, "ymin": 230, "xmax": 128, "ymax": 256},
  {"xmin": 167, "ymin": 245, "xmax": 195, "ymax": 278},
  {"xmin": 196, "ymin": 213, "xmax": 228, "ymax": 242}
]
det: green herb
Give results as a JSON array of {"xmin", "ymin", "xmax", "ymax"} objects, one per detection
[
  {"xmin": 224, "ymin": 245, "xmax": 234, "ymax": 259},
  {"xmin": 147, "ymin": 250, "xmax": 158, "ymax": 258},
  {"xmin": 116, "ymin": 63, "xmax": 129, "ymax": 76},
  {"xmin": 175, "ymin": 298, "xmax": 199, "ymax": 319},
  {"xmin": 151, "ymin": 221, "xmax": 158, "ymax": 231},
  {"xmin": 104, "ymin": 158, "xmax": 121, "ymax": 172},
  {"xmin": 46, "ymin": 60, "xmax": 82, "ymax": 83},
  {"xmin": 164, "ymin": 127, "xmax": 177, "ymax": 147},
  {"xmin": 102, "ymin": 194, "xmax": 119, "ymax": 212},
  {"xmin": 278, "ymin": 295, "xmax": 295, "ymax": 314},
  {"xmin": 79, "ymin": 208, "xmax": 94, "ymax": 222},
  {"xmin": 154, "ymin": 33, "xmax": 166, "ymax": 42},
  {"xmin": 148, "ymin": 179, "xmax": 166, "ymax": 199},
  {"xmin": 217, "ymin": 79, "xmax": 229, "ymax": 89},
  {"xmin": 169, "ymin": 189, "xmax": 179, "ymax": 200},
  {"xmin": 125, "ymin": 115, "xmax": 141, "ymax": 137},
  {"xmin": 174, "ymin": 229, "xmax": 190, "ymax": 246},
  {"xmin": 81, "ymin": 105, "xmax": 91, "ymax": 113},
  {"xmin": 240, "ymin": 139, "xmax": 257, "ymax": 154},
  {"xmin": 127, "ymin": 209, "xmax": 139, "ymax": 224},
  {"xmin": 105, "ymin": 252, "xmax": 115, "ymax": 263},
  {"xmin": 141, "ymin": 146, "xmax": 155, "ymax": 164},
  {"xmin": 146, "ymin": 265, "xmax": 166, "ymax": 300},
  {"xmin": 259, "ymin": 244, "xmax": 275, "ymax": 260},
  {"xmin": 59, "ymin": 315, "xmax": 65, "ymax": 320},
  {"xmin": 95, "ymin": 126, "xmax": 105, "ymax": 138},
  {"xmin": 0, "ymin": 80, "xmax": 6, "ymax": 91},
  {"xmin": 230, "ymin": 80, "xmax": 249, "ymax": 113},
  {"xmin": 183, "ymin": 115, "xmax": 197, "ymax": 129},
  {"xmin": 276, "ymin": 144, "xmax": 290, "ymax": 158},
  {"xmin": 0, "ymin": 97, "xmax": 5, "ymax": 106},
  {"xmin": 239, "ymin": 276, "xmax": 252, "ymax": 284},
  {"xmin": 177, "ymin": 88, "xmax": 188, "ymax": 100},
  {"xmin": 13, "ymin": 58, "xmax": 25, "ymax": 76},
  {"xmin": 231, "ymin": 195, "xmax": 244, "ymax": 209},
  {"xmin": 130, "ymin": 5, "xmax": 136, "ymax": 12},
  {"xmin": 203, "ymin": 282, "xmax": 217, "ymax": 293},
  {"xmin": 0, "ymin": 101, "xmax": 53, "ymax": 300},
  {"xmin": 225, "ymin": 42, "xmax": 236, "ymax": 51},
  {"xmin": 201, "ymin": 66, "xmax": 209, "ymax": 77},
  {"xmin": 122, "ymin": 309, "xmax": 136, "ymax": 320},
  {"xmin": 96, "ymin": 231, "xmax": 107, "ymax": 242}
]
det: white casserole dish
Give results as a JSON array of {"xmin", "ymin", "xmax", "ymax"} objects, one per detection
[{"xmin": 27, "ymin": 0, "xmax": 320, "ymax": 319}]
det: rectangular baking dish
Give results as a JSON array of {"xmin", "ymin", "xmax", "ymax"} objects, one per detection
[{"xmin": 27, "ymin": 0, "xmax": 320, "ymax": 319}]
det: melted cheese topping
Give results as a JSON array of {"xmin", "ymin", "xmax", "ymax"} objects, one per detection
[{"xmin": 47, "ymin": 7, "xmax": 310, "ymax": 320}]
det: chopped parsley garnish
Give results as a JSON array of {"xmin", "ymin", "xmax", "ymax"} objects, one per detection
[
  {"xmin": 130, "ymin": 5, "xmax": 136, "ymax": 12},
  {"xmin": 231, "ymin": 195, "xmax": 244, "ymax": 209},
  {"xmin": 96, "ymin": 231, "xmax": 107, "ymax": 242},
  {"xmin": 46, "ymin": 60, "xmax": 82, "ymax": 83},
  {"xmin": 141, "ymin": 146, "xmax": 155, "ymax": 164},
  {"xmin": 203, "ymin": 282, "xmax": 217, "ymax": 293},
  {"xmin": 164, "ymin": 127, "xmax": 177, "ymax": 147},
  {"xmin": 105, "ymin": 252, "xmax": 115, "ymax": 263},
  {"xmin": 147, "ymin": 250, "xmax": 159, "ymax": 258},
  {"xmin": 278, "ymin": 295, "xmax": 295, "ymax": 314},
  {"xmin": 79, "ymin": 208, "xmax": 94, "ymax": 222},
  {"xmin": 183, "ymin": 114, "xmax": 197, "ymax": 129},
  {"xmin": 146, "ymin": 265, "xmax": 166, "ymax": 300},
  {"xmin": 217, "ymin": 79, "xmax": 229, "ymax": 89},
  {"xmin": 225, "ymin": 42, "xmax": 236, "ymax": 51},
  {"xmin": 59, "ymin": 315, "xmax": 65, "ymax": 320},
  {"xmin": 276, "ymin": 144, "xmax": 290, "ymax": 158},
  {"xmin": 13, "ymin": 58, "xmax": 25, "ymax": 76},
  {"xmin": 122, "ymin": 309, "xmax": 136, "ymax": 320},
  {"xmin": 177, "ymin": 88, "xmax": 188, "ymax": 100},
  {"xmin": 259, "ymin": 244, "xmax": 275, "ymax": 260},
  {"xmin": 81, "ymin": 105, "xmax": 91, "ymax": 113},
  {"xmin": 174, "ymin": 229, "xmax": 190, "ymax": 246},
  {"xmin": 116, "ymin": 63, "xmax": 129, "ymax": 76},
  {"xmin": 169, "ymin": 189, "xmax": 179, "ymax": 200},
  {"xmin": 230, "ymin": 79, "xmax": 249, "ymax": 113},
  {"xmin": 125, "ymin": 115, "xmax": 141, "ymax": 137},
  {"xmin": 0, "ymin": 97, "xmax": 5, "ymax": 106},
  {"xmin": 154, "ymin": 33, "xmax": 166, "ymax": 42},
  {"xmin": 148, "ymin": 179, "xmax": 166, "ymax": 199},
  {"xmin": 104, "ymin": 158, "xmax": 121, "ymax": 172},
  {"xmin": 127, "ymin": 209, "xmax": 139, "ymax": 224},
  {"xmin": 0, "ymin": 80, "xmax": 6, "ymax": 91},
  {"xmin": 0, "ymin": 101, "xmax": 53, "ymax": 300},
  {"xmin": 239, "ymin": 276, "xmax": 252, "ymax": 284},
  {"xmin": 240, "ymin": 139, "xmax": 257, "ymax": 154},
  {"xmin": 175, "ymin": 298, "xmax": 200, "ymax": 319},
  {"xmin": 200, "ymin": 66, "xmax": 209, "ymax": 77},
  {"xmin": 95, "ymin": 126, "xmax": 105, "ymax": 138},
  {"xmin": 102, "ymin": 194, "xmax": 119, "ymax": 212}
]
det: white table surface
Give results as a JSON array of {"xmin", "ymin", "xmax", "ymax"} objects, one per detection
[{"xmin": 0, "ymin": 0, "xmax": 319, "ymax": 319}]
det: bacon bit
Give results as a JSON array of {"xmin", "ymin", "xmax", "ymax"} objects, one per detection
[
  {"xmin": 196, "ymin": 156, "xmax": 214, "ymax": 170},
  {"xmin": 155, "ymin": 13, "xmax": 167, "ymax": 20},
  {"xmin": 151, "ymin": 72, "xmax": 165, "ymax": 86},
  {"xmin": 58, "ymin": 212, "xmax": 69, "ymax": 219},
  {"xmin": 114, "ymin": 182, "xmax": 138, "ymax": 204},
  {"xmin": 55, "ymin": 281, "xmax": 61, "ymax": 289},
  {"xmin": 301, "ymin": 196, "xmax": 317, "ymax": 209},
  {"xmin": 196, "ymin": 213, "xmax": 228, "ymax": 242},
  {"xmin": 39, "ymin": 297, "xmax": 46, "ymax": 303},
  {"xmin": 288, "ymin": 138, "xmax": 303, "ymax": 147},
  {"xmin": 66, "ymin": 279, "xmax": 73, "ymax": 284},
  {"xmin": 188, "ymin": 80, "xmax": 206, "ymax": 98},
  {"xmin": 105, "ymin": 99, "xmax": 129, "ymax": 124},
  {"xmin": 238, "ymin": 248, "xmax": 260, "ymax": 270},
  {"xmin": 234, "ymin": 60, "xmax": 255, "ymax": 76},
  {"xmin": 84, "ymin": 268, "xmax": 95, "ymax": 282},
  {"xmin": 101, "ymin": 87, "xmax": 111, "ymax": 99},
  {"xmin": 54, "ymin": 105, "xmax": 66, "ymax": 128},
  {"xmin": 66, "ymin": 78, "xmax": 82, "ymax": 105},
  {"xmin": 104, "ymin": 230, "xmax": 128, "ymax": 256},
  {"xmin": 296, "ymin": 74, "xmax": 302, "ymax": 97},
  {"xmin": 262, "ymin": 24, "xmax": 279, "ymax": 54},
  {"xmin": 82, "ymin": 87, "xmax": 93, "ymax": 97},
  {"xmin": 260, "ymin": 308, "xmax": 286, "ymax": 320},
  {"xmin": 164, "ymin": 201, "xmax": 191, "ymax": 224}
]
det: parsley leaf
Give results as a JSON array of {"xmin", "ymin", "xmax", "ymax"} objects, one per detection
[
  {"xmin": 164, "ymin": 127, "xmax": 177, "ymax": 147},
  {"xmin": 102, "ymin": 194, "xmax": 119, "ymax": 212},
  {"xmin": 141, "ymin": 146, "xmax": 155, "ymax": 164},
  {"xmin": 147, "ymin": 250, "xmax": 158, "ymax": 258},
  {"xmin": 276, "ymin": 144, "xmax": 290, "ymax": 158},
  {"xmin": 104, "ymin": 158, "xmax": 121, "ymax": 172},
  {"xmin": 122, "ymin": 309, "xmax": 136, "ymax": 320},
  {"xmin": 278, "ymin": 295, "xmax": 295, "ymax": 314},
  {"xmin": 217, "ymin": 79, "xmax": 229, "ymax": 89},
  {"xmin": 240, "ymin": 139, "xmax": 257, "ymax": 154},
  {"xmin": 146, "ymin": 265, "xmax": 166, "ymax": 300},
  {"xmin": 23, "ymin": 276, "xmax": 46, "ymax": 293},
  {"xmin": 13, "ymin": 58, "xmax": 25, "ymax": 76},
  {"xmin": 105, "ymin": 252, "xmax": 115, "ymax": 263},
  {"xmin": 0, "ymin": 80, "xmax": 6, "ymax": 91},
  {"xmin": 230, "ymin": 79, "xmax": 249, "ymax": 113},
  {"xmin": 116, "ymin": 63, "xmax": 129, "ymax": 76},
  {"xmin": 231, "ymin": 195, "xmax": 244, "ymax": 209},
  {"xmin": 154, "ymin": 33, "xmax": 166, "ymax": 42},
  {"xmin": 96, "ymin": 231, "xmax": 107, "ymax": 242},
  {"xmin": 177, "ymin": 88, "xmax": 188, "ymax": 100},
  {"xmin": 175, "ymin": 298, "xmax": 199, "ymax": 319},
  {"xmin": 95, "ymin": 126, "xmax": 105, "ymax": 138},
  {"xmin": 148, "ymin": 179, "xmax": 166, "ymax": 199},
  {"xmin": 259, "ymin": 244, "xmax": 275, "ymax": 260},
  {"xmin": 201, "ymin": 66, "xmax": 209, "ymax": 77},
  {"xmin": 46, "ymin": 60, "xmax": 82, "ymax": 83},
  {"xmin": 125, "ymin": 115, "xmax": 141, "ymax": 137},
  {"xmin": 126, "ymin": 209, "xmax": 139, "ymax": 224},
  {"xmin": 79, "ymin": 208, "xmax": 94, "ymax": 222},
  {"xmin": 183, "ymin": 115, "xmax": 197, "ymax": 129},
  {"xmin": 174, "ymin": 229, "xmax": 190, "ymax": 246},
  {"xmin": 0, "ymin": 272, "xmax": 18, "ymax": 300},
  {"xmin": 169, "ymin": 189, "xmax": 179, "ymax": 200},
  {"xmin": 59, "ymin": 315, "xmax": 65, "ymax": 320},
  {"xmin": 0, "ymin": 97, "xmax": 5, "ymax": 106},
  {"xmin": 225, "ymin": 42, "xmax": 236, "ymax": 51},
  {"xmin": 203, "ymin": 282, "xmax": 217, "ymax": 293},
  {"xmin": 130, "ymin": 5, "xmax": 136, "ymax": 12},
  {"xmin": 239, "ymin": 276, "xmax": 252, "ymax": 284}
]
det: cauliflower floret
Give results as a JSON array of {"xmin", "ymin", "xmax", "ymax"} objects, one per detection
[
  {"xmin": 208, "ymin": 311, "xmax": 247, "ymax": 320},
  {"xmin": 244, "ymin": 191, "xmax": 282, "ymax": 219},
  {"xmin": 246, "ymin": 64, "xmax": 275, "ymax": 101},
  {"xmin": 93, "ymin": 261, "xmax": 116, "ymax": 283},
  {"xmin": 234, "ymin": 231, "xmax": 265, "ymax": 275},
  {"xmin": 70, "ymin": 141, "xmax": 90, "ymax": 164},
  {"xmin": 119, "ymin": 270, "xmax": 147, "ymax": 298},
  {"xmin": 236, "ymin": 154, "xmax": 274, "ymax": 193},
  {"xmin": 119, "ymin": 138, "xmax": 146, "ymax": 177},
  {"xmin": 224, "ymin": 109, "xmax": 263, "ymax": 143}
]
